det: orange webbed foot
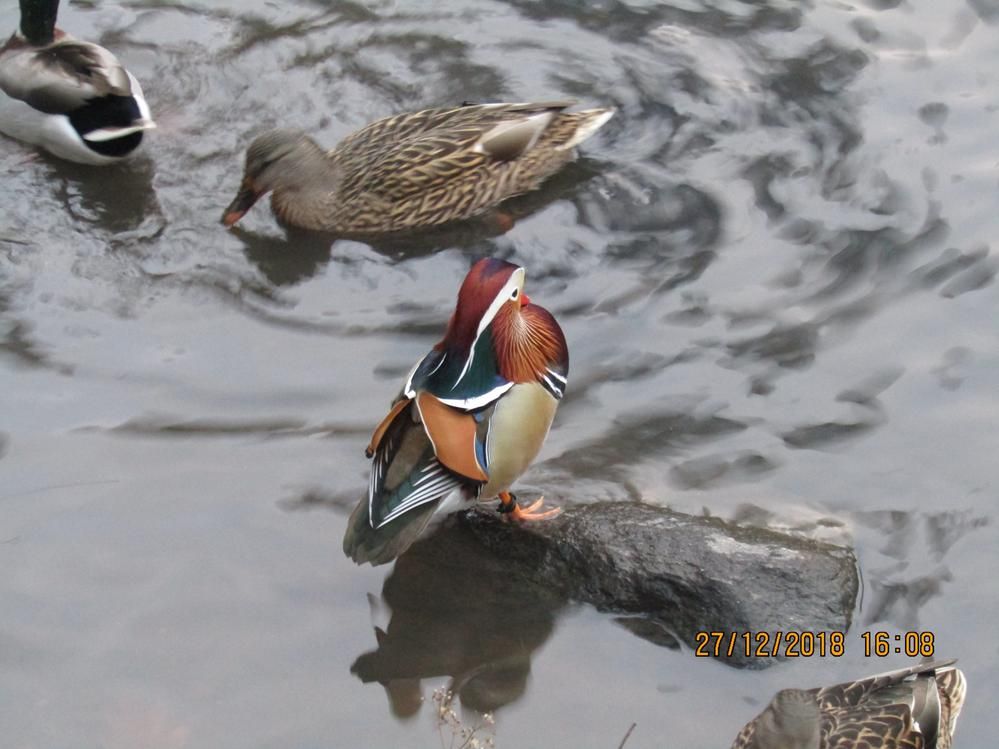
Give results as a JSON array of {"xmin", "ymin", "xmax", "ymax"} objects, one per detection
[
  {"xmin": 483, "ymin": 210, "xmax": 515, "ymax": 234},
  {"xmin": 494, "ymin": 211, "xmax": 515, "ymax": 233},
  {"xmin": 498, "ymin": 492, "xmax": 561, "ymax": 522}
]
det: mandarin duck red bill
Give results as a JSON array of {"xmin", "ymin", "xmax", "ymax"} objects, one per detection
[
  {"xmin": 731, "ymin": 659, "xmax": 966, "ymax": 749},
  {"xmin": 343, "ymin": 258, "xmax": 568, "ymax": 566}
]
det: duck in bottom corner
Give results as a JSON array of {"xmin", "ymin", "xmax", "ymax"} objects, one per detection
[
  {"xmin": 731, "ymin": 659, "xmax": 966, "ymax": 749},
  {"xmin": 343, "ymin": 257, "xmax": 569, "ymax": 566}
]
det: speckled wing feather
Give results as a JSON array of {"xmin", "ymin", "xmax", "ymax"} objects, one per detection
[
  {"xmin": 334, "ymin": 102, "xmax": 572, "ymax": 197},
  {"xmin": 729, "ymin": 721, "xmax": 754, "ymax": 748},
  {"xmin": 819, "ymin": 702, "xmax": 923, "ymax": 749},
  {"xmin": 326, "ymin": 101, "xmax": 601, "ymax": 230},
  {"xmin": 933, "ymin": 667, "xmax": 966, "ymax": 749},
  {"xmin": 812, "ymin": 660, "xmax": 964, "ymax": 749},
  {"xmin": 809, "ymin": 660, "xmax": 956, "ymax": 709}
]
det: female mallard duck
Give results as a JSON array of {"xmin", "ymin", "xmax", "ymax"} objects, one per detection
[
  {"xmin": 0, "ymin": 0, "xmax": 155, "ymax": 164},
  {"xmin": 221, "ymin": 100, "xmax": 614, "ymax": 233},
  {"xmin": 343, "ymin": 258, "xmax": 568, "ymax": 565},
  {"xmin": 731, "ymin": 660, "xmax": 966, "ymax": 749}
]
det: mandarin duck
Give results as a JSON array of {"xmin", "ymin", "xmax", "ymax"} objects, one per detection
[
  {"xmin": 343, "ymin": 258, "xmax": 568, "ymax": 565},
  {"xmin": 731, "ymin": 660, "xmax": 966, "ymax": 749},
  {"xmin": 221, "ymin": 100, "xmax": 613, "ymax": 233},
  {"xmin": 0, "ymin": 0, "xmax": 155, "ymax": 164}
]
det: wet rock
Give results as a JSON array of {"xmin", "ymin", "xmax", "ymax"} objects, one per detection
[{"xmin": 456, "ymin": 501, "xmax": 858, "ymax": 667}]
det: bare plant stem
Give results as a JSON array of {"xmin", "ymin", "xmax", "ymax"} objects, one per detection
[{"xmin": 617, "ymin": 722, "xmax": 637, "ymax": 749}]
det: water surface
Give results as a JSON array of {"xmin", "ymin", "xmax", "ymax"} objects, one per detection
[{"xmin": 1, "ymin": 1, "xmax": 997, "ymax": 746}]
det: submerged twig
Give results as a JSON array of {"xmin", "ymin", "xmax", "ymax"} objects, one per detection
[
  {"xmin": 432, "ymin": 686, "xmax": 495, "ymax": 749},
  {"xmin": 617, "ymin": 722, "xmax": 637, "ymax": 749}
]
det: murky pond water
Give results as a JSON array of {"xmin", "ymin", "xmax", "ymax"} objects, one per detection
[{"xmin": 2, "ymin": 0, "xmax": 997, "ymax": 746}]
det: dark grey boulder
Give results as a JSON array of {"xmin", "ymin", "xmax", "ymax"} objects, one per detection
[
  {"xmin": 352, "ymin": 501, "xmax": 858, "ymax": 697},
  {"xmin": 455, "ymin": 500, "xmax": 859, "ymax": 667}
]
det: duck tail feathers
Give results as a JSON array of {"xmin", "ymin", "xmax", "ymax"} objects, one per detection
[
  {"xmin": 342, "ymin": 495, "xmax": 440, "ymax": 566},
  {"xmin": 559, "ymin": 107, "xmax": 615, "ymax": 150}
]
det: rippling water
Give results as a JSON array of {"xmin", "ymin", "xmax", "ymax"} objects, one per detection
[{"xmin": 2, "ymin": 1, "xmax": 997, "ymax": 746}]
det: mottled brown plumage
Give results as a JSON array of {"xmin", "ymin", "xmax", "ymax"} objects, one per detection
[
  {"xmin": 222, "ymin": 101, "xmax": 614, "ymax": 233},
  {"xmin": 731, "ymin": 660, "xmax": 966, "ymax": 749}
]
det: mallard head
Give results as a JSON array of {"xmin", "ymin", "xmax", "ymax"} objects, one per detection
[
  {"xmin": 752, "ymin": 689, "xmax": 821, "ymax": 749},
  {"xmin": 221, "ymin": 129, "xmax": 326, "ymax": 227}
]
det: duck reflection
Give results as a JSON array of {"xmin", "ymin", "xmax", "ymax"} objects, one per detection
[
  {"xmin": 350, "ymin": 522, "xmax": 564, "ymax": 719},
  {"xmin": 48, "ymin": 157, "xmax": 160, "ymax": 233},
  {"xmin": 228, "ymin": 226, "xmax": 338, "ymax": 287}
]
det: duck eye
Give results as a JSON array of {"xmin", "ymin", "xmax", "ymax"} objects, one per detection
[{"xmin": 511, "ymin": 288, "xmax": 519, "ymax": 300}]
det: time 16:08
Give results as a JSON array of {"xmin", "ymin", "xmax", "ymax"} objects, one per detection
[{"xmin": 861, "ymin": 631, "xmax": 935, "ymax": 657}]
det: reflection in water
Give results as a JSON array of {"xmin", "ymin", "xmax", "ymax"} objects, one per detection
[
  {"xmin": 547, "ymin": 404, "xmax": 747, "ymax": 490},
  {"xmin": 47, "ymin": 158, "xmax": 162, "ymax": 234},
  {"xmin": 229, "ymin": 226, "xmax": 336, "ymax": 286},
  {"xmin": 350, "ymin": 524, "xmax": 562, "ymax": 718},
  {"xmin": 0, "ymin": 286, "xmax": 74, "ymax": 375},
  {"xmin": 854, "ymin": 508, "xmax": 988, "ymax": 630}
]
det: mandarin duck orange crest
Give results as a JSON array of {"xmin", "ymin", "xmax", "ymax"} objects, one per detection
[{"xmin": 343, "ymin": 258, "xmax": 568, "ymax": 565}]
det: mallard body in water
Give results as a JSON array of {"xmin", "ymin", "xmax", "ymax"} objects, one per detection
[
  {"xmin": 0, "ymin": 0, "xmax": 155, "ymax": 164},
  {"xmin": 222, "ymin": 101, "xmax": 613, "ymax": 233},
  {"xmin": 731, "ymin": 660, "xmax": 966, "ymax": 749},
  {"xmin": 343, "ymin": 258, "xmax": 569, "ymax": 565}
]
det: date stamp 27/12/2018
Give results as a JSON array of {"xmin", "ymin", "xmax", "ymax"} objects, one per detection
[{"xmin": 693, "ymin": 630, "xmax": 936, "ymax": 659}]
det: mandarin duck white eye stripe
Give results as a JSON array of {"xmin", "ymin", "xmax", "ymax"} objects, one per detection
[
  {"xmin": 451, "ymin": 267, "xmax": 526, "ymax": 388},
  {"xmin": 344, "ymin": 258, "xmax": 569, "ymax": 566}
]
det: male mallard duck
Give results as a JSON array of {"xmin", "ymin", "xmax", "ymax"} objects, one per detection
[
  {"xmin": 0, "ymin": 0, "xmax": 155, "ymax": 164},
  {"xmin": 221, "ymin": 100, "xmax": 614, "ymax": 233},
  {"xmin": 731, "ymin": 660, "xmax": 967, "ymax": 749},
  {"xmin": 343, "ymin": 258, "xmax": 568, "ymax": 565}
]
